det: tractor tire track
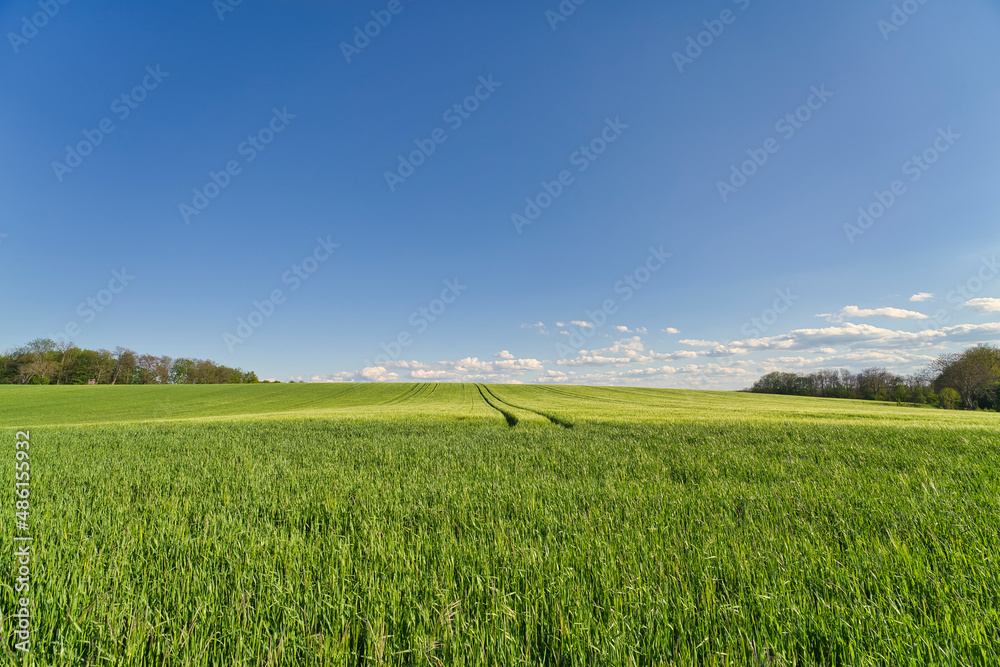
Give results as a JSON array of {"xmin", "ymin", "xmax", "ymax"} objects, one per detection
[
  {"xmin": 481, "ymin": 385, "xmax": 573, "ymax": 429},
  {"xmin": 381, "ymin": 383, "xmax": 424, "ymax": 406},
  {"xmin": 475, "ymin": 384, "xmax": 518, "ymax": 427}
]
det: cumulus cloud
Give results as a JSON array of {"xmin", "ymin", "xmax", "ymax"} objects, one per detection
[
  {"xmin": 323, "ymin": 367, "xmax": 401, "ymax": 383},
  {"xmin": 843, "ymin": 305, "xmax": 929, "ymax": 320},
  {"xmin": 678, "ymin": 339, "xmax": 720, "ymax": 347},
  {"xmin": 521, "ymin": 322, "xmax": 549, "ymax": 335},
  {"xmin": 317, "ymin": 316, "xmax": 1000, "ymax": 390},
  {"xmin": 732, "ymin": 321, "xmax": 1000, "ymax": 353},
  {"xmin": 910, "ymin": 292, "xmax": 934, "ymax": 302},
  {"xmin": 556, "ymin": 337, "xmax": 750, "ymax": 367},
  {"xmin": 966, "ymin": 298, "xmax": 1000, "ymax": 314},
  {"xmin": 554, "ymin": 361, "xmax": 756, "ymax": 389},
  {"xmin": 538, "ymin": 369, "xmax": 571, "ymax": 383},
  {"xmin": 662, "ymin": 327, "xmax": 680, "ymax": 335},
  {"xmin": 558, "ymin": 336, "xmax": 648, "ymax": 366},
  {"xmin": 820, "ymin": 306, "xmax": 930, "ymax": 322},
  {"xmin": 323, "ymin": 353, "xmax": 546, "ymax": 384}
]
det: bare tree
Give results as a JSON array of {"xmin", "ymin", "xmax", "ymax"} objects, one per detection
[
  {"xmin": 19, "ymin": 338, "xmax": 59, "ymax": 384},
  {"xmin": 155, "ymin": 356, "xmax": 173, "ymax": 384},
  {"xmin": 54, "ymin": 340, "xmax": 77, "ymax": 385},
  {"xmin": 111, "ymin": 347, "xmax": 137, "ymax": 385}
]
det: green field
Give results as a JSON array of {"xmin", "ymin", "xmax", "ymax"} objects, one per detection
[{"xmin": 2, "ymin": 384, "xmax": 998, "ymax": 665}]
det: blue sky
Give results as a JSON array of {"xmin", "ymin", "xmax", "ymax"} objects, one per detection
[{"xmin": 2, "ymin": 0, "xmax": 999, "ymax": 387}]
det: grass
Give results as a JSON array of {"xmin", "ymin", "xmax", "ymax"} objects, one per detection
[{"xmin": 1, "ymin": 383, "xmax": 998, "ymax": 665}]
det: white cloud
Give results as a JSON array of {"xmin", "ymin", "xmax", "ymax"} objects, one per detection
[
  {"xmin": 323, "ymin": 367, "xmax": 401, "ymax": 383},
  {"xmin": 521, "ymin": 322, "xmax": 549, "ymax": 335},
  {"xmin": 538, "ymin": 369, "xmax": 571, "ymax": 383},
  {"xmin": 558, "ymin": 337, "xmax": 648, "ymax": 366},
  {"xmin": 614, "ymin": 325, "xmax": 649, "ymax": 334},
  {"xmin": 910, "ymin": 292, "xmax": 934, "ymax": 302},
  {"xmin": 820, "ymin": 306, "xmax": 930, "ymax": 322},
  {"xmin": 324, "ymin": 353, "xmax": 547, "ymax": 384},
  {"xmin": 733, "ymin": 321, "xmax": 1000, "ymax": 352},
  {"xmin": 361, "ymin": 367, "xmax": 399, "ymax": 381},
  {"xmin": 966, "ymin": 298, "xmax": 1000, "ymax": 314},
  {"xmin": 381, "ymin": 360, "xmax": 431, "ymax": 370},
  {"xmin": 317, "ymin": 317, "xmax": 1000, "ymax": 390},
  {"xmin": 842, "ymin": 305, "xmax": 929, "ymax": 320},
  {"xmin": 662, "ymin": 327, "xmax": 680, "ymax": 335},
  {"xmin": 570, "ymin": 320, "xmax": 594, "ymax": 328},
  {"xmin": 556, "ymin": 337, "xmax": 749, "ymax": 367},
  {"xmin": 410, "ymin": 369, "xmax": 453, "ymax": 379}
]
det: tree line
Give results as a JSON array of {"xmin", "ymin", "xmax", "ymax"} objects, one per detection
[
  {"xmin": 1, "ymin": 338, "xmax": 259, "ymax": 385},
  {"xmin": 745, "ymin": 345, "xmax": 1000, "ymax": 411}
]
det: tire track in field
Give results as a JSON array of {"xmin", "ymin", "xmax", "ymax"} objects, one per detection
[
  {"xmin": 387, "ymin": 383, "xmax": 439, "ymax": 406},
  {"xmin": 381, "ymin": 384, "xmax": 424, "ymax": 406},
  {"xmin": 536, "ymin": 384, "xmax": 639, "ymax": 407},
  {"xmin": 474, "ymin": 384, "xmax": 518, "ymax": 427},
  {"xmin": 481, "ymin": 385, "xmax": 574, "ymax": 429}
]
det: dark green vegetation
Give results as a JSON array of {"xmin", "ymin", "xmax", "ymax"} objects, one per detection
[
  {"xmin": 1, "ymin": 338, "xmax": 258, "ymax": 385},
  {"xmin": 2, "ymin": 384, "xmax": 998, "ymax": 665},
  {"xmin": 748, "ymin": 344, "xmax": 1000, "ymax": 411}
]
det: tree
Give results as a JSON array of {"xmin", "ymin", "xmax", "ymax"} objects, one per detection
[
  {"xmin": 856, "ymin": 368, "xmax": 900, "ymax": 401},
  {"xmin": 111, "ymin": 347, "xmax": 137, "ymax": 385},
  {"xmin": 939, "ymin": 387, "xmax": 962, "ymax": 410},
  {"xmin": 155, "ymin": 356, "xmax": 173, "ymax": 384},
  {"xmin": 18, "ymin": 339, "xmax": 59, "ymax": 384},
  {"xmin": 934, "ymin": 346, "xmax": 1000, "ymax": 410},
  {"xmin": 170, "ymin": 358, "xmax": 194, "ymax": 384},
  {"xmin": 135, "ymin": 354, "xmax": 171, "ymax": 384},
  {"xmin": 0, "ymin": 340, "xmax": 259, "ymax": 386},
  {"xmin": 19, "ymin": 359, "xmax": 59, "ymax": 384},
  {"xmin": 54, "ymin": 340, "xmax": 78, "ymax": 385}
]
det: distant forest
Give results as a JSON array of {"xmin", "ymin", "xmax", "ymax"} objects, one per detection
[
  {"xmin": 1, "ymin": 338, "xmax": 260, "ymax": 385},
  {"xmin": 745, "ymin": 344, "xmax": 1000, "ymax": 411}
]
